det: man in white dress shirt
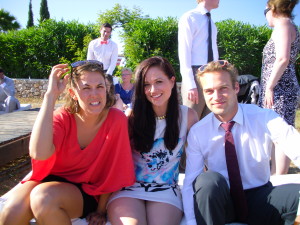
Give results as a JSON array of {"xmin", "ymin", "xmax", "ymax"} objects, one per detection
[
  {"xmin": 0, "ymin": 67, "xmax": 20, "ymax": 113},
  {"xmin": 178, "ymin": 0, "xmax": 219, "ymax": 120},
  {"xmin": 87, "ymin": 23, "xmax": 118, "ymax": 78},
  {"xmin": 182, "ymin": 61, "xmax": 300, "ymax": 225}
]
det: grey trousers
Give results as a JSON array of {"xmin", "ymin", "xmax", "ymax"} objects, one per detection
[
  {"xmin": 181, "ymin": 66, "xmax": 210, "ymax": 120},
  {"xmin": 193, "ymin": 171, "xmax": 300, "ymax": 225},
  {"xmin": 0, "ymin": 96, "xmax": 20, "ymax": 113}
]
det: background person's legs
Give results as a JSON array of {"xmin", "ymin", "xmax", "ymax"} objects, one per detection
[
  {"xmin": 181, "ymin": 67, "xmax": 210, "ymax": 120},
  {"xmin": 4, "ymin": 96, "xmax": 20, "ymax": 113}
]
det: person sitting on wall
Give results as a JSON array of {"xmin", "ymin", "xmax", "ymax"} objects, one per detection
[
  {"xmin": 0, "ymin": 61, "xmax": 135, "ymax": 225},
  {"xmin": 182, "ymin": 60, "xmax": 300, "ymax": 225},
  {"xmin": 114, "ymin": 68, "xmax": 134, "ymax": 111},
  {"xmin": 0, "ymin": 67, "xmax": 20, "ymax": 113}
]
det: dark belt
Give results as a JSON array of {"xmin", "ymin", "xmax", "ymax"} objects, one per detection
[
  {"xmin": 192, "ymin": 65, "xmax": 202, "ymax": 69},
  {"xmin": 192, "ymin": 65, "xmax": 202, "ymax": 75}
]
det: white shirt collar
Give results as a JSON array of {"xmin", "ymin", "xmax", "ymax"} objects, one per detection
[{"xmin": 212, "ymin": 104, "xmax": 244, "ymax": 128}]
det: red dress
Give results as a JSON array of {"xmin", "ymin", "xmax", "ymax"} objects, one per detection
[{"xmin": 23, "ymin": 107, "xmax": 135, "ymax": 197}]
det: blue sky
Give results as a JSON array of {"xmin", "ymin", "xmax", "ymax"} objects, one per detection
[{"xmin": 1, "ymin": 0, "xmax": 300, "ymax": 52}]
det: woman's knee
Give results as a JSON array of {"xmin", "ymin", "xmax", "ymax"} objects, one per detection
[{"xmin": 30, "ymin": 184, "xmax": 60, "ymax": 217}]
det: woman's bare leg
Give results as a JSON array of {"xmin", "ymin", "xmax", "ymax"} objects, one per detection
[
  {"xmin": 108, "ymin": 197, "xmax": 147, "ymax": 225},
  {"xmin": 0, "ymin": 181, "xmax": 38, "ymax": 225},
  {"xmin": 30, "ymin": 182, "xmax": 83, "ymax": 225},
  {"xmin": 146, "ymin": 201, "xmax": 182, "ymax": 225}
]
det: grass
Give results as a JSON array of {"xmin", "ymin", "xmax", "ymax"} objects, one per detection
[
  {"xmin": 296, "ymin": 110, "xmax": 300, "ymax": 132},
  {"xmin": 19, "ymin": 97, "xmax": 64, "ymax": 109}
]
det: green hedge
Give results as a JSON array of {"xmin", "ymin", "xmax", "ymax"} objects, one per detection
[
  {"xmin": 0, "ymin": 19, "xmax": 97, "ymax": 78},
  {"xmin": 122, "ymin": 17, "xmax": 180, "ymax": 79},
  {"xmin": 0, "ymin": 18, "xmax": 299, "ymax": 84},
  {"xmin": 217, "ymin": 19, "xmax": 272, "ymax": 78}
]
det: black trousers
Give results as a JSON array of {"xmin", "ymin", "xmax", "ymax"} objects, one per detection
[{"xmin": 193, "ymin": 171, "xmax": 300, "ymax": 225}]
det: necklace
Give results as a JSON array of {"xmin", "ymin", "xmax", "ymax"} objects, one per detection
[{"xmin": 156, "ymin": 115, "xmax": 166, "ymax": 120}]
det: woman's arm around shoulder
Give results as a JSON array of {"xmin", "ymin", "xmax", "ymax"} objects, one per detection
[{"xmin": 187, "ymin": 107, "xmax": 198, "ymax": 132}]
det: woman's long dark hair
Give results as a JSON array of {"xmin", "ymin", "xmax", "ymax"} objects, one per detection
[{"xmin": 129, "ymin": 56, "xmax": 180, "ymax": 153}]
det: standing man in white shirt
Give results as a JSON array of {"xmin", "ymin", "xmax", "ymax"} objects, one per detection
[
  {"xmin": 182, "ymin": 61, "xmax": 300, "ymax": 225},
  {"xmin": 0, "ymin": 67, "xmax": 20, "ymax": 113},
  {"xmin": 87, "ymin": 23, "xmax": 118, "ymax": 83},
  {"xmin": 178, "ymin": 0, "xmax": 219, "ymax": 120}
]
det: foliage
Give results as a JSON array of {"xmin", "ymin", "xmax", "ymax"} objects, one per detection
[
  {"xmin": 0, "ymin": 20, "xmax": 97, "ymax": 78},
  {"xmin": 39, "ymin": 0, "xmax": 50, "ymax": 22},
  {"xmin": 216, "ymin": 19, "xmax": 272, "ymax": 78},
  {"xmin": 0, "ymin": 9, "xmax": 20, "ymax": 32},
  {"xmin": 217, "ymin": 19, "xmax": 300, "ymax": 82},
  {"xmin": 122, "ymin": 17, "xmax": 180, "ymax": 79},
  {"xmin": 97, "ymin": 3, "xmax": 148, "ymax": 29},
  {"xmin": 27, "ymin": 0, "xmax": 34, "ymax": 28}
]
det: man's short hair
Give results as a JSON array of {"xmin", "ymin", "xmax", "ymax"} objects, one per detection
[
  {"xmin": 197, "ymin": 61, "xmax": 239, "ymax": 88},
  {"xmin": 0, "ymin": 67, "xmax": 4, "ymax": 73},
  {"xmin": 101, "ymin": 23, "xmax": 113, "ymax": 31}
]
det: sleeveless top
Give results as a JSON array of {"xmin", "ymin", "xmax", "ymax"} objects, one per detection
[{"xmin": 132, "ymin": 105, "xmax": 188, "ymax": 185}]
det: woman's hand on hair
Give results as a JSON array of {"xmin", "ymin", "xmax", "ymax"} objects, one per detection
[{"xmin": 46, "ymin": 64, "xmax": 70, "ymax": 98}]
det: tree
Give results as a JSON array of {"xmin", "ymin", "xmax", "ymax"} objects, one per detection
[
  {"xmin": 27, "ymin": 0, "xmax": 34, "ymax": 28},
  {"xmin": 39, "ymin": 0, "xmax": 50, "ymax": 22},
  {"xmin": 97, "ymin": 3, "xmax": 148, "ymax": 30},
  {"xmin": 122, "ymin": 17, "xmax": 180, "ymax": 79},
  {"xmin": 0, "ymin": 9, "xmax": 20, "ymax": 32}
]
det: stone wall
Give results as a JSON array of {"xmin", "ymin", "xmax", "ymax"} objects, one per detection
[
  {"xmin": 14, "ymin": 79, "xmax": 48, "ymax": 99},
  {"xmin": 13, "ymin": 79, "xmax": 183, "ymax": 103}
]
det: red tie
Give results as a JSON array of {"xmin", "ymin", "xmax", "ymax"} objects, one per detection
[
  {"xmin": 101, "ymin": 40, "xmax": 108, "ymax": 45},
  {"xmin": 221, "ymin": 121, "xmax": 248, "ymax": 222}
]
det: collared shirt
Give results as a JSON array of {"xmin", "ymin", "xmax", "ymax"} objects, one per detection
[
  {"xmin": 0, "ymin": 76, "xmax": 16, "ymax": 103},
  {"xmin": 87, "ymin": 38, "xmax": 118, "ymax": 75},
  {"xmin": 178, "ymin": 4, "xmax": 219, "ymax": 90},
  {"xmin": 182, "ymin": 104, "xmax": 300, "ymax": 225}
]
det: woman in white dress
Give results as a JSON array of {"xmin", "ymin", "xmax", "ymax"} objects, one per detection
[{"xmin": 107, "ymin": 56, "xmax": 198, "ymax": 225}]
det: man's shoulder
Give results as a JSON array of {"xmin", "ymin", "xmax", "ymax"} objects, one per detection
[
  {"xmin": 180, "ymin": 7, "xmax": 203, "ymax": 21},
  {"xmin": 4, "ymin": 76, "xmax": 14, "ymax": 84},
  {"xmin": 190, "ymin": 112, "xmax": 213, "ymax": 131},
  {"xmin": 89, "ymin": 38, "xmax": 100, "ymax": 45},
  {"xmin": 239, "ymin": 104, "xmax": 281, "ymax": 124}
]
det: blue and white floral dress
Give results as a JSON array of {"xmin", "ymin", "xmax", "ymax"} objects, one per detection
[{"xmin": 108, "ymin": 105, "xmax": 188, "ymax": 210}]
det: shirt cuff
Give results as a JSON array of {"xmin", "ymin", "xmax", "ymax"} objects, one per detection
[
  {"xmin": 186, "ymin": 218, "xmax": 197, "ymax": 225},
  {"xmin": 0, "ymin": 82, "xmax": 6, "ymax": 88}
]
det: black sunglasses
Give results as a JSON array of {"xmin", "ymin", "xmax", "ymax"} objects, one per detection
[
  {"xmin": 264, "ymin": 8, "xmax": 271, "ymax": 16},
  {"xmin": 71, "ymin": 60, "xmax": 103, "ymax": 69},
  {"xmin": 198, "ymin": 60, "xmax": 229, "ymax": 72}
]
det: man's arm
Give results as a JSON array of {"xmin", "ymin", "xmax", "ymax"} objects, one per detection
[
  {"xmin": 178, "ymin": 15, "xmax": 197, "ymax": 91},
  {"xmin": 0, "ymin": 77, "xmax": 16, "ymax": 97},
  {"xmin": 182, "ymin": 126, "xmax": 205, "ymax": 225},
  {"xmin": 106, "ymin": 42, "xmax": 118, "ymax": 75},
  {"xmin": 87, "ymin": 40, "xmax": 95, "ymax": 60},
  {"xmin": 267, "ymin": 110, "xmax": 300, "ymax": 166}
]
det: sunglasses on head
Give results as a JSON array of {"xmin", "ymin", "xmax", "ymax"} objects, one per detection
[
  {"xmin": 198, "ymin": 60, "xmax": 229, "ymax": 72},
  {"xmin": 71, "ymin": 60, "xmax": 104, "ymax": 69},
  {"xmin": 264, "ymin": 8, "xmax": 271, "ymax": 16}
]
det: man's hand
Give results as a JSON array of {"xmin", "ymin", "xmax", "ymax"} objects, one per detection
[{"xmin": 188, "ymin": 88, "xmax": 199, "ymax": 104}]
